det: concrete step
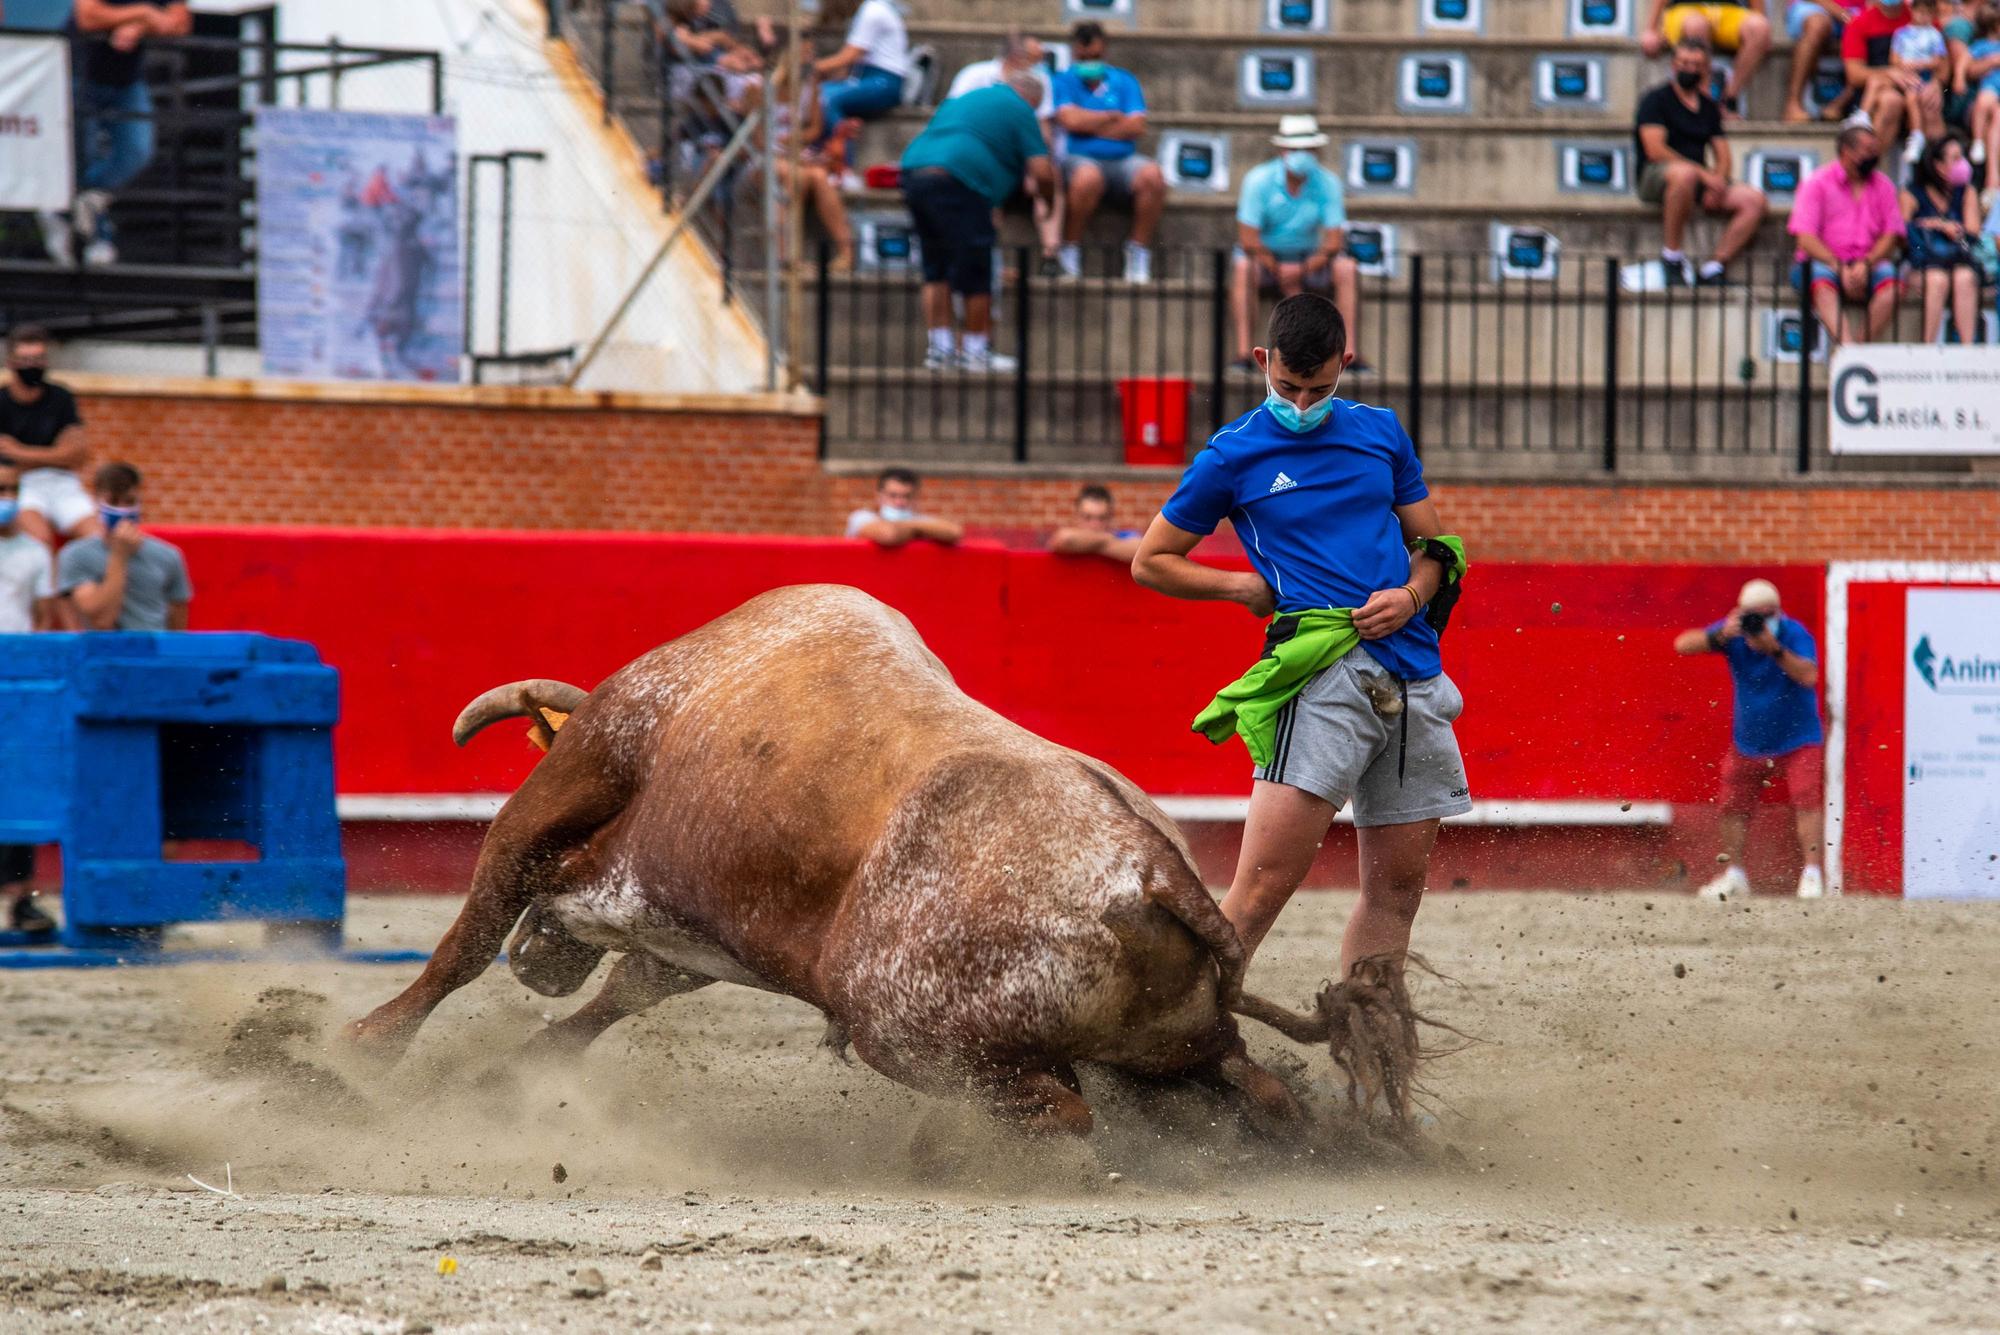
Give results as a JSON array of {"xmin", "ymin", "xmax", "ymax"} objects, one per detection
[
  {"xmin": 869, "ymin": 27, "xmax": 1814, "ymax": 124},
  {"xmin": 734, "ymin": 0, "xmax": 1655, "ymax": 44}
]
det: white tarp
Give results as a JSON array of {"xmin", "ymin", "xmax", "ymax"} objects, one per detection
[
  {"xmin": 1902, "ymin": 586, "xmax": 2000, "ymax": 899},
  {"xmin": 1830, "ymin": 344, "xmax": 2000, "ymax": 455},
  {"xmin": 0, "ymin": 34, "xmax": 74, "ymax": 211}
]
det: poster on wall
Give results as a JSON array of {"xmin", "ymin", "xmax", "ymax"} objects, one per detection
[
  {"xmin": 1829, "ymin": 345, "xmax": 2000, "ymax": 455},
  {"xmin": 1902, "ymin": 587, "xmax": 2000, "ymax": 899},
  {"xmin": 256, "ymin": 108, "xmax": 462, "ymax": 384},
  {"xmin": 0, "ymin": 35, "xmax": 74, "ymax": 210}
]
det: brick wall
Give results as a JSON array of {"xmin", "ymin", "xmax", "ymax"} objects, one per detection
[{"xmin": 64, "ymin": 374, "xmax": 2000, "ymax": 560}]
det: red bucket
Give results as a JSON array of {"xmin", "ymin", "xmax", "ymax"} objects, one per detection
[{"xmin": 1116, "ymin": 377, "xmax": 1192, "ymax": 466}]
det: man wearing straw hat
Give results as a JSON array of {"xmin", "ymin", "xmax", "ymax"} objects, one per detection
[
  {"xmin": 1227, "ymin": 115, "xmax": 1367, "ymax": 375},
  {"xmin": 1674, "ymin": 577, "xmax": 1828, "ymax": 900}
]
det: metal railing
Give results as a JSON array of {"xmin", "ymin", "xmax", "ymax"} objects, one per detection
[{"xmin": 810, "ymin": 244, "xmax": 1997, "ymax": 473}]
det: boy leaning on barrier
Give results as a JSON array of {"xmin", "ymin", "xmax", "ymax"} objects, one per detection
[
  {"xmin": 56, "ymin": 462, "xmax": 192, "ymax": 633},
  {"xmin": 0, "ymin": 461, "xmax": 59, "ymax": 934}
]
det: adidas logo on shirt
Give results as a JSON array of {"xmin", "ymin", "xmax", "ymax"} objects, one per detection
[{"xmin": 1269, "ymin": 472, "xmax": 1298, "ymax": 493}]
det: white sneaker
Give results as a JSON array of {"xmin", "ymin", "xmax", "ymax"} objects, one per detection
[
  {"xmin": 82, "ymin": 238, "xmax": 118, "ymax": 267},
  {"xmin": 34, "ymin": 210, "xmax": 73, "ymax": 266},
  {"xmin": 1796, "ymin": 865, "xmax": 1829, "ymax": 899},
  {"xmin": 957, "ymin": 346, "xmax": 1016, "ymax": 374},
  {"xmin": 1056, "ymin": 243, "xmax": 1082, "ymax": 280},
  {"xmin": 1697, "ymin": 865, "xmax": 1752, "ymax": 902},
  {"xmin": 838, "ymin": 170, "xmax": 863, "ymax": 192},
  {"xmin": 1122, "ymin": 242, "xmax": 1152, "ymax": 284},
  {"xmin": 1903, "ymin": 131, "xmax": 1926, "ymax": 165},
  {"xmin": 1974, "ymin": 140, "xmax": 1988, "ymax": 166},
  {"xmin": 923, "ymin": 345, "xmax": 955, "ymax": 370}
]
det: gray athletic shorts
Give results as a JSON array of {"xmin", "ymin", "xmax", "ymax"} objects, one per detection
[{"xmin": 1253, "ymin": 651, "xmax": 1474, "ymax": 826}]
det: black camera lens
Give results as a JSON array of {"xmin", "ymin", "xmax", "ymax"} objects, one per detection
[{"xmin": 1740, "ymin": 611, "xmax": 1766, "ymax": 635}]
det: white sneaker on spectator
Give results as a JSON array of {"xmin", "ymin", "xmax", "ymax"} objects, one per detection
[
  {"xmin": 1056, "ymin": 243, "xmax": 1082, "ymax": 280},
  {"xmin": 957, "ymin": 346, "xmax": 1016, "ymax": 374},
  {"xmin": 1696, "ymin": 865, "xmax": 1751, "ymax": 902},
  {"xmin": 34, "ymin": 210, "xmax": 73, "ymax": 266},
  {"xmin": 1795, "ymin": 865, "xmax": 1829, "ymax": 899},
  {"xmin": 1975, "ymin": 140, "xmax": 1988, "ymax": 165},
  {"xmin": 1123, "ymin": 242, "xmax": 1152, "ymax": 284},
  {"xmin": 923, "ymin": 345, "xmax": 956, "ymax": 371},
  {"xmin": 838, "ymin": 170, "xmax": 863, "ymax": 192},
  {"xmin": 82, "ymin": 238, "xmax": 118, "ymax": 267},
  {"xmin": 1902, "ymin": 131, "xmax": 1926, "ymax": 165}
]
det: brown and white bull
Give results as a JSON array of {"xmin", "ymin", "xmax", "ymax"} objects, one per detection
[{"xmin": 349, "ymin": 585, "xmax": 1415, "ymax": 1137}]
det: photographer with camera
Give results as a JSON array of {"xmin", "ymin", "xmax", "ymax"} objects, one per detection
[{"xmin": 1674, "ymin": 578, "xmax": 1826, "ymax": 901}]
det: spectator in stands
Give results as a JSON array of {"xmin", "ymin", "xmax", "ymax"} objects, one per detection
[
  {"xmin": 1789, "ymin": 124, "xmax": 1906, "ymax": 342},
  {"xmin": 947, "ymin": 34, "xmax": 1064, "ymax": 275},
  {"xmin": 1785, "ymin": 0, "xmax": 1865, "ymax": 121},
  {"xmin": 1845, "ymin": 0, "xmax": 1930, "ymax": 149},
  {"xmin": 1673, "ymin": 578, "xmax": 1825, "ymax": 901},
  {"xmin": 1640, "ymin": 0, "xmax": 1773, "ymax": 111},
  {"xmin": 57, "ymin": 0, "xmax": 193, "ymax": 266},
  {"xmin": 1634, "ymin": 42, "xmax": 1768, "ymax": 285},
  {"xmin": 57, "ymin": 462, "xmax": 191, "ymax": 631},
  {"xmin": 1052, "ymin": 22, "xmax": 1165, "ymax": 284},
  {"xmin": 1227, "ymin": 116, "xmax": 1367, "ymax": 374},
  {"xmin": 757, "ymin": 63, "xmax": 857, "ymax": 271},
  {"xmin": 900, "ymin": 73, "xmax": 1054, "ymax": 372},
  {"xmin": 813, "ymin": 0, "xmax": 909, "ymax": 153},
  {"xmin": 653, "ymin": 0, "xmax": 768, "ymax": 74},
  {"xmin": 1045, "ymin": 484, "xmax": 1142, "ymax": 563},
  {"xmin": 845, "ymin": 467, "xmax": 964, "ymax": 547},
  {"xmin": 1901, "ymin": 133, "xmax": 1985, "ymax": 340},
  {"xmin": 1890, "ymin": 0, "xmax": 1952, "ymax": 160},
  {"xmin": 0, "ymin": 326, "xmax": 101, "ymax": 550},
  {"xmin": 1967, "ymin": 3, "xmax": 2000, "ymax": 189},
  {"xmin": 0, "ymin": 461, "xmax": 58, "ymax": 935}
]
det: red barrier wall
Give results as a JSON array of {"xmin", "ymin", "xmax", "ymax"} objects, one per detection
[{"xmin": 163, "ymin": 526, "xmax": 1823, "ymax": 811}]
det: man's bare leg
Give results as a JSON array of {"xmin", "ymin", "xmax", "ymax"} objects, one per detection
[
  {"xmin": 1218, "ymin": 779, "xmax": 1338, "ymax": 960},
  {"xmin": 1716, "ymin": 808, "xmax": 1751, "ymax": 866},
  {"xmin": 1344, "ymin": 818, "xmax": 1441, "ymax": 976},
  {"xmin": 1793, "ymin": 802, "xmax": 1824, "ymax": 868}
]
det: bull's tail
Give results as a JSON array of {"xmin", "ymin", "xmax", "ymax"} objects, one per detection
[
  {"xmin": 1141, "ymin": 868, "xmax": 1246, "ymax": 1009},
  {"xmin": 453, "ymin": 679, "xmax": 589, "ymax": 750}
]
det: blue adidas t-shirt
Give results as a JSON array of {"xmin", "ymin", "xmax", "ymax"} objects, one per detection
[
  {"xmin": 1706, "ymin": 614, "xmax": 1824, "ymax": 757},
  {"xmin": 1161, "ymin": 399, "xmax": 1442, "ymax": 680}
]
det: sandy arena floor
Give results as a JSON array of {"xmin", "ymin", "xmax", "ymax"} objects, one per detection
[{"xmin": 2, "ymin": 889, "xmax": 1997, "ymax": 1333}]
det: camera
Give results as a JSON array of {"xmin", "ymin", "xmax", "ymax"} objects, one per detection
[{"xmin": 1739, "ymin": 610, "xmax": 1766, "ymax": 636}]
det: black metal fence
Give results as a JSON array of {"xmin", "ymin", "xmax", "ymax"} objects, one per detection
[{"xmin": 811, "ymin": 243, "xmax": 1996, "ymax": 473}]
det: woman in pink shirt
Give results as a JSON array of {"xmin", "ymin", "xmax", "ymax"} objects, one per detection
[{"xmin": 1787, "ymin": 123, "xmax": 1908, "ymax": 343}]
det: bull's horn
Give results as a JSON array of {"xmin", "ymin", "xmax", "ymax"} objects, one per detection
[{"xmin": 452, "ymin": 679, "xmax": 588, "ymax": 747}]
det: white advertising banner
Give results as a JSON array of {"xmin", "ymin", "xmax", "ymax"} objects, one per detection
[
  {"xmin": 1830, "ymin": 344, "xmax": 2000, "ymax": 455},
  {"xmin": 0, "ymin": 35, "xmax": 74, "ymax": 211},
  {"xmin": 1902, "ymin": 587, "xmax": 2000, "ymax": 899}
]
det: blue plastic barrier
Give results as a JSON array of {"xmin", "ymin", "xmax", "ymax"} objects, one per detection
[{"xmin": 0, "ymin": 632, "xmax": 423, "ymax": 966}]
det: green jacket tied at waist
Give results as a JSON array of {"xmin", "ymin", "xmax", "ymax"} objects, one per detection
[{"xmin": 1191, "ymin": 609, "xmax": 1359, "ymax": 768}]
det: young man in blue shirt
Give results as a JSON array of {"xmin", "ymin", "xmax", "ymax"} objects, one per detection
[
  {"xmin": 1229, "ymin": 116, "xmax": 1366, "ymax": 375},
  {"xmin": 1673, "ymin": 578, "xmax": 1826, "ymax": 899},
  {"xmin": 1051, "ymin": 22, "xmax": 1166, "ymax": 283},
  {"xmin": 1132, "ymin": 294, "xmax": 1470, "ymax": 984}
]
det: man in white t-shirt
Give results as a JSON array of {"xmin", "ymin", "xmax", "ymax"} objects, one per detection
[
  {"xmin": 0, "ymin": 461, "xmax": 58, "ymax": 935},
  {"xmin": 814, "ymin": 0, "xmax": 909, "ymax": 143},
  {"xmin": 947, "ymin": 35, "xmax": 1064, "ymax": 271}
]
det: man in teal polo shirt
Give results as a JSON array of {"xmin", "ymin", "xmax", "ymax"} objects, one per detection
[
  {"xmin": 900, "ymin": 76, "xmax": 1056, "ymax": 372},
  {"xmin": 1228, "ymin": 115, "xmax": 1366, "ymax": 374}
]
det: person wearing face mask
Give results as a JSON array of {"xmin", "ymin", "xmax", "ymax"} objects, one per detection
[
  {"xmin": 1226, "ymin": 116, "xmax": 1367, "ymax": 373},
  {"xmin": 0, "ymin": 325, "xmax": 102, "ymax": 552},
  {"xmin": 1788, "ymin": 123, "xmax": 1907, "ymax": 343},
  {"xmin": 1844, "ymin": 0, "xmax": 1931, "ymax": 146},
  {"xmin": 1900, "ymin": 132, "xmax": 1986, "ymax": 342},
  {"xmin": 1674, "ymin": 579, "xmax": 1826, "ymax": 900},
  {"xmin": 0, "ymin": 461, "xmax": 60, "ymax": 935},
  {"xmin": 1131, "ymin": 294, "xmax": 1471, "ymax": 996},
  {"xmin": 55, "ymin": 462, "xmax": 192, "ymax": 632},
  {"xmin": 1051, "ymin": 21, "xmax": 1166, "ymax": 283},
  {"xmin": 844, "ymin": 466, "xmax": 964, "ymax": 547},
  {"xmin": 1634, "ymin": 41, "xmax": 1769, "ymax": 285}
]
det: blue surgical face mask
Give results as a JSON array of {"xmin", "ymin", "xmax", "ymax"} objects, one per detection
[
  {"xmin": 1282, "ymin": 150, "xmax": 1318, "ymax": 175},
  {"xmin": 1264, "ymin": 376, "xmax": 1337, "ymax": 432},
  {"xmin": 1072, "ymin": 59, "xmax": 1106, "ymax": 83},
  {"xmin": 0, "ymin": 500, "xmax": 17, "ymax": 527},
  {"xmin": 877, "ymin": 504, "xmax": 915, "ymax": 523},
  {"xmin": 99, "ymin": 503, "xmax": 140, "ymax": 531}
]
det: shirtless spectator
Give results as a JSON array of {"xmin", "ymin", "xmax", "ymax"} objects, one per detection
[
  {"xmin": 1045, "ymin": 485, "xmax": 1142, "ymax": 563},
  {"xmin": 845, "ymin": 468, "xmax": 964, "ymax": 547},
  {"xmin": 0, "ymin": 326, "xmax": 101, "ymax": 551}
]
